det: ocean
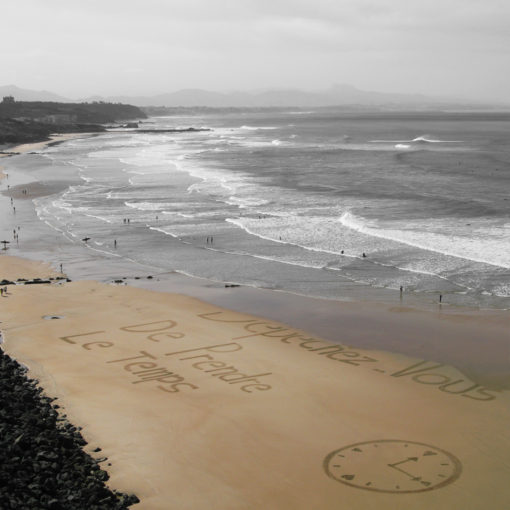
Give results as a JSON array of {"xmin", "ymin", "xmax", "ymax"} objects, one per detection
[{"xmin": 27, "ymin": 109, "xmax": 510, "ymax": 309}]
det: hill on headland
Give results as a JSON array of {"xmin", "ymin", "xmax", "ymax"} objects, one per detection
[
  {"xmin": 0, "ymin": 98, "xmax": 145, "ymax": 124},
  {"xmin": 0, "ymin": 96, "xmax": 145, "ymax": 145}
]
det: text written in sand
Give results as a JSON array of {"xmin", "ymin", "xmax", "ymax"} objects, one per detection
[
  {"xmin": 198, "ymin": 312, "xmax": 499, "ymax": 402},
  {"xmin": 59, "ymin": 319, "xmax": 273, "ymax": 395}
]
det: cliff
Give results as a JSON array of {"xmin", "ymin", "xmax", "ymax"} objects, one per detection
[{"xmin": 0, "ymin": 99, "xmax": 145, "ymax": 145}]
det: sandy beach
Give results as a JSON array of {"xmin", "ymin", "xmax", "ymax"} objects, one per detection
[
  {"xmin": 1, "ymin": 254, "xmax": 509, "ymax": 509},
  {"xmin": 3, "ymin": 1, "xmax": 510, "ymax": 506}
]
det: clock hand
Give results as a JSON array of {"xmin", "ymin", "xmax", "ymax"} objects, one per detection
[{"xmin": 387, "ymin": 457, "xmax": 419, "ymax": 479}]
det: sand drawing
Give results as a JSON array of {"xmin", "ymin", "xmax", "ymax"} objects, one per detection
[{"xmin": 323, "ymin": 439, "xmax": 462, "ymax": 493}]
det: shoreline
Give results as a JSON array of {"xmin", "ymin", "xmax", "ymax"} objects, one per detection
[
  {"xmin": 1, "ymin": 254, "xmax": 510, "ymax": 509},
  {"xmin": 0, "ymin": 138, "xmax": 508, "ymax": 380},
  {"xmin": 0, "ymin": 132, "xmax": 93, "ymax": 156}
]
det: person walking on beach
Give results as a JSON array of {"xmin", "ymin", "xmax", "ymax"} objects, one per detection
[{"xmin": 114, "ymin": 239, "xmax": 117, "ymax": 248}]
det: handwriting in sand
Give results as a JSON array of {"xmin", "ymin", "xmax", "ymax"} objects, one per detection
[
  {"xmin": 198, "ymin": 312, "xmax": 498, "ymax": 402},
  {"xmin": 59, "ymin": 320, "xmax": 273, "ymax": 395}
]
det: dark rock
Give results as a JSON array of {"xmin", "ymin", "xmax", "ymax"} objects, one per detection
[{"xmin": 0, "ymin": 348, "xmax": 139, "ymax": 508}]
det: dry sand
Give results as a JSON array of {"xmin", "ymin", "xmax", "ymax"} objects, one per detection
[
  {"xmin": 1, "ymin": 255, "xmax": 510, "ymax": 509},
  {"xmin": 0, "ymin": 254, "xmax": 59, "ymax": 280}
]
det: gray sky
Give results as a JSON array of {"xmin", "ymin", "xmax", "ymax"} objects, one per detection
[{"xmin": 2, "ymin": 0, "xmax": 509, "ymax": 101}]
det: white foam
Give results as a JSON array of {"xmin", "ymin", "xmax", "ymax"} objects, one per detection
[
  {"xmin": 240, "ymin": 125, "xmax": 277, "ymax": 130},
  {"xmin": 339, "ymin": 211, "xmax": 510, "ymax": 269},
  {"xmin": 125, "ymin": 201, "xmax": 179, "ymax": 211},
  {"xmin": 371, "ymin": 134, "xmax": 463, "ymax": 144},
  {"xmin": 226, "ymin": 196, "xmax": 270, "ymax": 208}
]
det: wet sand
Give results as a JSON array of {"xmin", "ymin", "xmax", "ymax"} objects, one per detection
[
  {"xmin": 1, "ymin": 133, "xmax": 90, "ymax": 156},
  {"xmin": 1, "ymin": 255, "xmax": 510, "ymax": 509},
  {"xmin": 131, "ymin": 275, "xmax": 510, "ymax": 389}
]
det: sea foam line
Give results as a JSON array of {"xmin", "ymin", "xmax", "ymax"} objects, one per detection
[
  {"xmin": 225, "ymin": 216, "xmax": 473, "ymax": 290},
  {"xmin": 339, "ymin": 211, "xmax": 510, "ymax": 269}
]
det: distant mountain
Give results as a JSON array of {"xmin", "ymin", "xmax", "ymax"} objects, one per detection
[
  {"xmin": 1, "ymin": 83, "xmax": 500, "ymax": 109},
  {"xmin": 0, "ymin": 84, "xmax": 71, "ymax": 103},
  {"xmin": 90, "ymin": 84, "xmax": 473, "ymax": 108}
]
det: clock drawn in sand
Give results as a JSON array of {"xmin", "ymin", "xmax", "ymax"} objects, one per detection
[{"xmin": 323, "ymin": 440, "xmax": 462, "ymax": 493}]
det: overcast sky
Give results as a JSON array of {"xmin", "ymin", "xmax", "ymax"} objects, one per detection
[{"xmin": 2, "ymin": 0, "xmax": 509, "ymax": 101}]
